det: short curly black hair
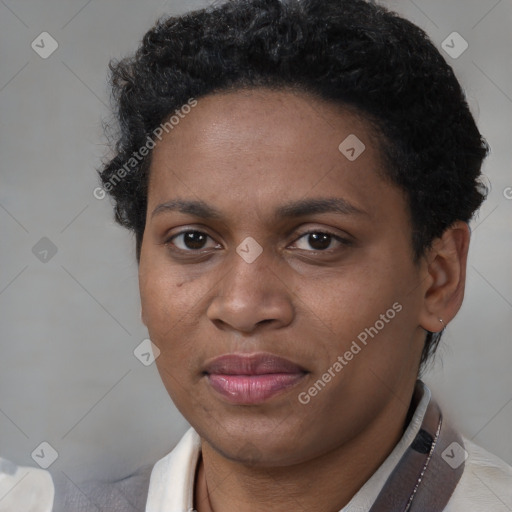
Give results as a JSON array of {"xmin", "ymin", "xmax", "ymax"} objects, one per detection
[{"xmin": 99, "ymin": 0, "xmax": 488, "ymax": 369}]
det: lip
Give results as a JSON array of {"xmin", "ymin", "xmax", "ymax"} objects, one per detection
[{"xmin": 204, "ymin": 353, "xmax": 308, "ymax": 404}]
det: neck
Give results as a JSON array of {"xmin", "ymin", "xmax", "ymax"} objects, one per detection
[{"xmin": 194, "ymin": 385, "xmax": 419, "ymax": 512}]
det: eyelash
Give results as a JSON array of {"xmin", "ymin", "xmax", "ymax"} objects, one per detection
[{"xmin": 165, "ymin": 229, "xmax": 352, "ymax": 254}]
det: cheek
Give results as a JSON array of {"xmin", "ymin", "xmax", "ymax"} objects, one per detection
[
  {"xmin": 143, "ymin": 272, "xmax": 203, "ymax": 404},
  {"xmin": 295, "ymin": 262, "xmax": 397, "ymax": 330},
  {"xmin": 140, "ymin": 257, "xmax": 196, "ymax": 324},
  {"xmin": 139, "ymin": 259, "xmax": 220, "ymax": 389},
  {"xmin": 303, "ymin": 256, "xmax": 418, "ymax": 365}
]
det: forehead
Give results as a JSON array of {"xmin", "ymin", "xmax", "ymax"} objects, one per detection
[
  {"xmin": 147, "ymin": 88, "xmax": 402, "ymax": 223},
  {"xmin": 152, "ymin": 88, "xmax": 377, "ymax": 163}
]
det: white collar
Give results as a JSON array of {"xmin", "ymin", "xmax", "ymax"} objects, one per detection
[{"xmin": 145, "ymin": 383, "xmax": 431, "ymax": 512}]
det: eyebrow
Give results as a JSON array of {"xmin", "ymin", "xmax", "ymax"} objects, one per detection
[
  {"xmin": 275, "ymin": 197, "xmax": 366, "ymax": 218},
  {"xmin": 151, "ymin": 197, "xmax": 366, "ymax": 220}
]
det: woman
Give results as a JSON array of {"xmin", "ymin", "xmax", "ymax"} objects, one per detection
[{"xmin": 52, "ymin": 0, "xmax": 512, "ymax": 510}]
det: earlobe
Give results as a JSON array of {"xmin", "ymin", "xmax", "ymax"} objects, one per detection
[{"xmin": 418, "ymin": 221, "xmax": 471, "ymax": 333}]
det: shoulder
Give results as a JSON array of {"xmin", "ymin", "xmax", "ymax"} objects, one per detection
[
  {"xmin": 445, "ymin": 436, "xmax": 512, "ymax": 511},
  {"xmin": 51, "ymin": 463, "xmax": 154, "ymax": 512},
  {"xmin": 0, "ymin": 459, "xmax": 53, "ymax": 512}
]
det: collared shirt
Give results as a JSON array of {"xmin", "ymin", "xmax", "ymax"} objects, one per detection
[
  {"xmin": 22, "ymin": 382, "xmax": 512, "ymax": 511},
  {"xmin": 145, "ymin": 383, "xmax": 512, "ymax": 511}
]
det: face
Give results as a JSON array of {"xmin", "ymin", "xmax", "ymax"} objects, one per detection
[{"xmin": 139, "ymin": 88, "xmax": 427, "ymax": 466}]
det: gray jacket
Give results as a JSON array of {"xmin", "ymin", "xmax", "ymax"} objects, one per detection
[{"xmin": 51, "ymin": 464, "xmax": 153, "ymax": 512}]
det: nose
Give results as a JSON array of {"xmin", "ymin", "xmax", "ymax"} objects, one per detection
[{"xmin": 206, "ymin": 249, "xmax": 294, "ymax": 334}]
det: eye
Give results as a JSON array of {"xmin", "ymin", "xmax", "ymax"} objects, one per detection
[
  {"xmin": 291, "ymin": 231, "xmax": 351, "ymax": 251},
  {"xmin": 167, "ymin": 230, "xmax": 220, "ymax": 251}
]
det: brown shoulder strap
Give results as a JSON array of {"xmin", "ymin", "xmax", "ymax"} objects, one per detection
[{"xmin": 369, "ymin": 389, "xmax": 465, "ymax": 512}]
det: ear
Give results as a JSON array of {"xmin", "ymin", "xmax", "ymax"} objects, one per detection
[{"xmin": 418, "ymin": 221, "xmax": 471, "ymax": 332}]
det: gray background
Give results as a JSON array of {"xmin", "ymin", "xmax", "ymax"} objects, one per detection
[{"xmin": 1, "ymin": 0, "xmax": 511, "ymax": 488}]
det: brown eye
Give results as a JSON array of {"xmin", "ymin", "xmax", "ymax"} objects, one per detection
[
  {"xmin": 306, "ymin": 233, "xmax": 332, "ymax": 250},
  {"xmin": 292, "ymin": 231, "xmax": 351, "ymax": 251},
  {"xmin": 169, "ymin": 230, "xmax": 218, "ymax": 251}
]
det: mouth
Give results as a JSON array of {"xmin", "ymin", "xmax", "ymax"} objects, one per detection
[{"xmin": 203, "ymin": 352, "xmax": 308, "ymax": 405}]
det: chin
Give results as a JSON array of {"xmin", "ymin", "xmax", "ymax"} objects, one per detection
[{"xmin": 195, "ymin": 413, "xmax": 320, "ymax": 466}]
